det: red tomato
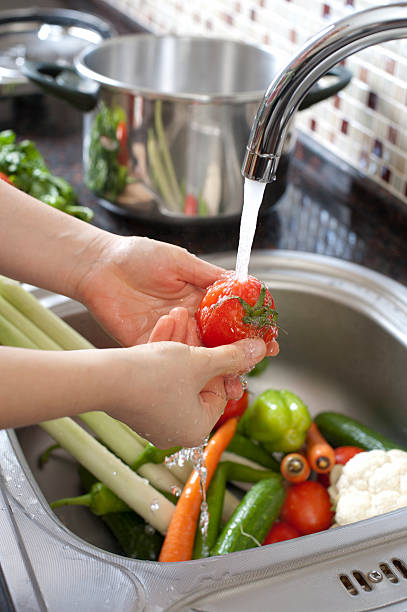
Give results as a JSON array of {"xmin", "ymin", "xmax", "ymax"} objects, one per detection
[
  {"xmin": 334, "ymin": 446, "xmax": 364, "ymax": 465},
  {"xmin": 213, "ymin": 390, "xmax": 249, "ymax": 430},
  {"xmin": 263, "ymin": 521, "xmax": 301, "ymax": 545},
  {"xmin": 116, "ymin": 121, "xmax": 129, "ymax": 165},
  {"xmin": 196, "ymin": 272, "xmax": 278, "ymax": 348},
  {"xmin": 0, "ymin": 172, "xmax": 13, "ymax": 186},
  {"xmin": 280, "ymin": 481, "xmax": 333, "ymax": 535}
]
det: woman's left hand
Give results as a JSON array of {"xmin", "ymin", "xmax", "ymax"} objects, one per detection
[{"xmin": 73, "ymin": 235, "xmax": 224, "ymax": 346}]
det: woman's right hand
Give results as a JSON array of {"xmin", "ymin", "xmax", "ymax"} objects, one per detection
[{"xmin": 105, "ymin": 314, "xmax": 267, "ymax": 448}]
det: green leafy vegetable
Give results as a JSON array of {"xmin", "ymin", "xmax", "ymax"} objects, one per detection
[
  {"xmin": 0, "ymin": 130, "xmax": 92, "ymax": 222},
  {"xmin": 85, "ymin": 102, "xmax": 128, "ymax": 201}
]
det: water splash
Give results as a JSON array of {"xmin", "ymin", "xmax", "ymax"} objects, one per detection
[
  {"xmin": 165, "ymin": 439, "xmax": 210, "ymax": 546},
  {"xmin": 235, "ymin": 178, "xmax": 266, "ymax": 283}
]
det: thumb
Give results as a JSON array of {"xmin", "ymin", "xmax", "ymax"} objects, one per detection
[{"xmin": 197, "ymin": 338, "xmax": 267, "ymax": 381}]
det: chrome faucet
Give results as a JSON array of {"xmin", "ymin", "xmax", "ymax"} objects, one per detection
[{"xmin": 242, "ymin": 2, "xmax": 407, "ymax": 183}]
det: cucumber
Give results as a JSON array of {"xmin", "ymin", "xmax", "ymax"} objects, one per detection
[
  {"xmin": 314, "ymin": 412, "xmax": 406, "ymax": 452},
  {"xmin": 211, "ymin": 476, "xmax": 285, "ymax": 556},
  {"xmin": 102, "ymin": 512, "xmax": 163, "ymax": 561}
]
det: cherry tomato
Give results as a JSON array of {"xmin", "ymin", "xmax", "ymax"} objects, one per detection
[
  {"xmin": 263, "ymin": 521, "xmax": 301, "ymax": 545},
  {"xmin": 0, "ymin": 172, "xmax": 13, "ymax": 186},
  {"xmin": 280, "ymin": 481, "xmax": 333, "ymax": 535},
  {"xmin": 213, "ymin": 390, "xmax": 249, "ymax": 430},
  {"xmin": 116, "ymin": 121, "xmax": 129, "ymax": 165},
  {"xmin": 196, "ymin": 271, "xmax": 278, "ymax": 348},
  {"xmin": 334, "ymin": 446, "xmax": 364, "ymax": 465}
]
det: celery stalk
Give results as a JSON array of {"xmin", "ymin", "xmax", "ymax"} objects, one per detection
[
  {"xmin": 41, "ymin": 418, "xmax": 174, "ymax": 534},
  {"xmin": 154, "ymin": 100, "xmax": 183, "ymax": 208},
  {"xmin": 0, "ymin": 311, "xmax": 38, "ymax": 349},
  {"xmin": 0, "ymin": 295, "xmax": 61, "ymax": 350},
  {"xmin": 147, "ymin": 130, "xmax": 179, "ymax": 212},
  {"xmin": 79, "ymin": 412, "xmax": 184, "ymax": 495},
  {"xmin": 0, "ymin": 276, "xmax": 92, "ymax": 350}
]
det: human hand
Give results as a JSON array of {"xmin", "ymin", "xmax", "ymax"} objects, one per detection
[
  {"xmin": 72, "ymin": 235, "xmax": 224, "ymax": 347},
  {"xmin": 106, "ymin": 335, "xmax": 267, "ymax": 448},
  {"xmin": 149, "ymin": 306, "xmax": 243, "ymax": 401}
]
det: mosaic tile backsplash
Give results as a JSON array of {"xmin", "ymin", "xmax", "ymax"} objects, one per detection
[{"xmin": 106, "ymin": 0, "xmax": 407, "ymax": 204}]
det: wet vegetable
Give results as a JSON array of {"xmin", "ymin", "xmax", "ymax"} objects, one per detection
[
  {"xmin": 212, "ymin": 476, "xmax": 285, "ymax": 556},
  {"xmin": 314, "ymin": 412, "xmax": 405, "ymax": 452},
  {"xmin": 193, "ymin": 461, "xmax": 281, "ymax": 559},
  {"xmin": 239, "ymin": 389, "xmax": 312, "ymax": 452},
  {"xmin": 280, "ymin": 481, "xmax": 333, "ymax": 535},
  {"xmin": 196, "ymin": 272, "xmax": 278, "ymax": 348}
]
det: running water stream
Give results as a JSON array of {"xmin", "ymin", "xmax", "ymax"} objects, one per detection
[
  {"xmin": 165, "ymin": 180, "xmax": 266, "ymax": 556},
  {"xmin": 235, "ymin": 179, "xmax": 267, "ymax": 282}
]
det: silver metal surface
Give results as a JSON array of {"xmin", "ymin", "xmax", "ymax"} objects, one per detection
[
  {"xmin": 0, "ymin": 8, "xmax": 113, "ymax": 97},
  {"xmin": 74, "ymin": 36, "xmax": 346, "ymax": 222},
  {"xmin": 1, "ymin": 251, "xmax": 407, "ymax": 611},
  {"xmin": 242, "ymin": 2, "xmax": 407, "ymax": 181}
]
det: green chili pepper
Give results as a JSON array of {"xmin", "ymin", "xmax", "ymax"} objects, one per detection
[
  {"xmin": 50, "ymin": 482, "xmax": 130, "ymax": 516},
  {"xmin": 131, "ymin": 442, "xmax": 181, "ymax": 471},
  {"xmin": 193, "ymin": 461, "xmax": 280, "ymax": 559},
  {"xmin": 239, "ymin": 389, "xmax": 311, "ymax": 453},
  {"xmin": 227, "ymin": 433, "xmax": 280, "ymax": 471}
]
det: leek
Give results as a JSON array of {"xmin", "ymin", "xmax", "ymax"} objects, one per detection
[
  {"xmin": 41, "ymin": 418, "xmax": 174, "ymax": 534},
  {"xmin": 79, "ymin": 411, "xmax": 184, "ymax": 495},
  {"xmin": 0, "ymin": 275, "xmax": 92, "ymax": 350}
]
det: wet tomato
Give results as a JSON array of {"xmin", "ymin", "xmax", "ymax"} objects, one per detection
[
  {"xmin": 263, "ymin": 521, "xmax": 301, "ymax": 545},
  {"xmin": 280, "ymin": 480, "xmax": 334, "ymax": 535},
  {"xmin": 196, "ymin": 272, "xmax": 278, "ymax": 348},
  {"xmin": 213, "ymin": 390, "xmax": 249, "ymax": 430},
  {"xmin": 334, "ymin": 446, "xmax": 364, "ymax": 465}
]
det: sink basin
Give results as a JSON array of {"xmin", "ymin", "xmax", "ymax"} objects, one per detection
[{"xmin": 1, "ymin": 250, "xmax": 407, "ymax": 612}]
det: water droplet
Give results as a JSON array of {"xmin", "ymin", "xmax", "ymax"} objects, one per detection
[{"xmin": 150, "ymin": 500, "xmax": 160, "ymax": 512}]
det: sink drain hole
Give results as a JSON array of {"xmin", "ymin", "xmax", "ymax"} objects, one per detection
[
  {"xmin": 339, "ymin": 574, "xmax": 358, "ymax": 596},
  {"xmin": 379, "ymin": 563, "xmax": 399, "ymax": 583},
  {"xmin": 352, "ymin": 571, "xmax": 372, "ymax": 591},
  {"xmin": 392, "ymin": 559, "xmax": 407, "ymax": 579}
]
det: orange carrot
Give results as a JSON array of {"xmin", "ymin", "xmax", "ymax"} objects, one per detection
[
  {"xmin": 158, "ymin": 417, "xmax": 238, "ymax": 562},
  {"xmin": 280, "ymin": 452, "xmax": 311, "ymax": 483},
  {"xmin": 306, "ymin": 422, "xmax": 336, "ymax": 474}
]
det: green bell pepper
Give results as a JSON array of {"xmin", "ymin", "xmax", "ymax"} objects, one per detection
[{"xmin": 239, "ymin": 389, "xmax": 311, "ymax": 452}]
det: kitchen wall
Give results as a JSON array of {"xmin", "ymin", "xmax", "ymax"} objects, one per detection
[{"xmin": 104, "ymin": 0, "xmax": 407, "ymax": 203}]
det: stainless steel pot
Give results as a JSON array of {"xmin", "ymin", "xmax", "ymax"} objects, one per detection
[{"xmin": 22, "ymin": 35, "xmax": 351, "ymax": 223}]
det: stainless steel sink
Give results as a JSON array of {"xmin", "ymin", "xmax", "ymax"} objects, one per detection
[{"xmin": 1, "ymin": 250, "xmax": 407, "ymax": 611}]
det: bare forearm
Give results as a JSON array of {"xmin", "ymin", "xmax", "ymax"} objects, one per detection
[
  {"xmin": 0, "ymin": 347, "xmax": 113, "ymax": 428},
  {"xmin": 0, "ymin": 181, "xmax": 110, "ymax": 297}
]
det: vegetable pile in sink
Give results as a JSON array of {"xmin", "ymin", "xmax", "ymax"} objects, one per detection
[{"xmin": 1, "ymin": 276, "xmax": 406, "ymax": 563}]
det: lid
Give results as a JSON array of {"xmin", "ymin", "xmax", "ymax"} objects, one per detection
[{"xmin": 0, "ymin": 8, "xmax": 114, "ymax": 95}]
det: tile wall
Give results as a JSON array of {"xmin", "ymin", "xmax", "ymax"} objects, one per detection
[{"xmin": 106, "ymin": 0, "xmax": 407, "ymax": 204}]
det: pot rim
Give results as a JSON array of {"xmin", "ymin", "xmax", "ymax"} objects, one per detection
[{"xmin": 74, "ymin": 33, "xmax": 277, "ymax": 103}]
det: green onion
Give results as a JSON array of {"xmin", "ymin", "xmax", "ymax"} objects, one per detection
[{"xmin": 41, "ymin": 418, "xmax": 174, "ymax": 534}]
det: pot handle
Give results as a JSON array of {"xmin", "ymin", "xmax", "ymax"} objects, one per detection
[
  {"xmin": 21, "ymin": 61, "xmax": 99, "ymax": 112},
  {"xmin": 299, "ymin": 65, "xmax": 352, "ymax": 110}
]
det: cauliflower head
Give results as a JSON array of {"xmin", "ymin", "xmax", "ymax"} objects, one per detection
[{"xmin": 329, "ymin": 449, "xmax": 407, "ymax": 526}]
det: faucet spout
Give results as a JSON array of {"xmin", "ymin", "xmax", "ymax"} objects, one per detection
[{"xmin": 242, "ymin": 2, "xmax": 407, "ymax": 183}]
